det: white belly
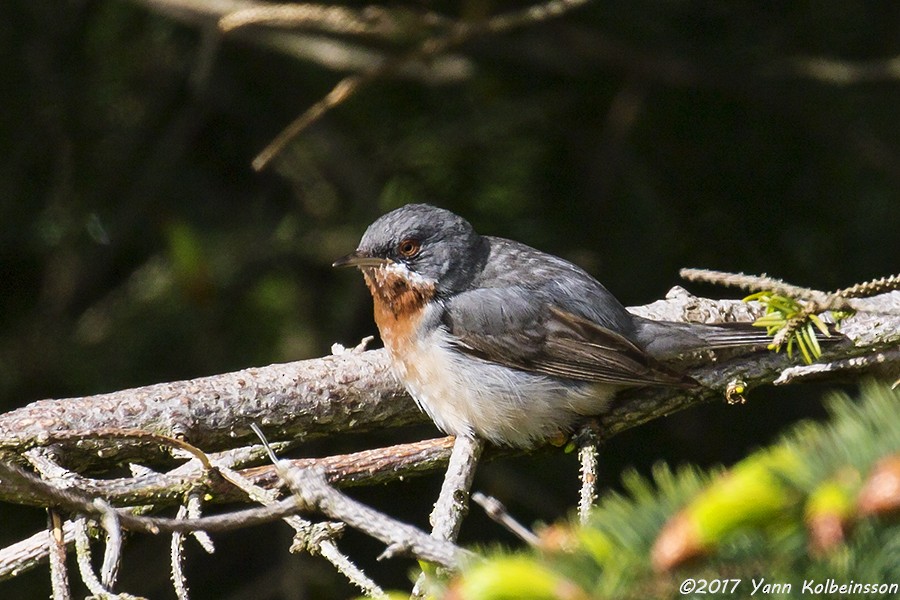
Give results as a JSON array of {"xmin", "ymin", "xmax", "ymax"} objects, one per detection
[{"xmin": 388, "ymin": 324, "xmax": 615, "ymax": 447}]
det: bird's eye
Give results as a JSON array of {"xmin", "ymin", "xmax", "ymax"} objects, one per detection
[{"xmin": 397, "ymin": 238, "xmax": 421, "ymax": 258}]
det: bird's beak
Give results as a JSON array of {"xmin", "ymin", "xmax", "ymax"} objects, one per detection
[{"xmin": 332, "ymin": 251, "xmax": 391, "ymax": 268}]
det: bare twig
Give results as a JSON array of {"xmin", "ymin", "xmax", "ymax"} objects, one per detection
[
  {"xmin": 171, "ymin": 503, "xmax": 191, "ymax": 600},
  {"xmin": 0, "ymin": 521, "xmax": 78, "ymax": 581},
  {"xmin": 781, "ymin": 55, "xmax": 900, "ymax": 85},
  {"xmin": 97, "ymin": 499, "xmax": 124, "ymax": 589},
  {"xmin": 317, "ymin": 539, "xmax": 386, "ymax": 599},
  {"xmin": 223, "ymin": 426, "xmax": 388, "ymax": 597},
  {"xmin": 296, "ymin": 523, "xmax": 387, "ymax": 599},
  {"xmin": 219, "ymin": 4, "xmax": 403, "ymax": 36},
  {"xmin": 277, "ymin": 465, "xmax": 473, "ymax": 569},
  {"xmin": 237, "ymin": 436, "xmax": 456, "ymax": 493},
  {"xmin": 251, "ymin": 76, "xmax": 365, "ymax": 170},
  {"xmin": 0, "ymin": 442, "xmax": 277, "ymax": 582},
  {"xmin": 774, "ymin": 348, "xmax": 900, "ymax": 385},
  {"xmin": 25, "ymin": 448, "xmax": 77, "ymax": 486},
  {"xmin": 834, "ymin": 274, "xmax": 900, "ymax": 299},
  {"xmin": 186, "ymin": 493, "xmax": 214, "ymax": 553},
  {"xmin": 0, "ymin": 438, "xmax": 460, "ymax": 584},
  {"xmin": 1, "ymin": 437, "xmax": 457, "ymax": 546},
  {"xmin": 472, "ymin": 492, "xmax": 539, "ymax": 546},
  {"xmin": 48, "ymin": 510, "xmax": 70, "ymax": 600},
  {"xmin": 27, "ymin": 429, "xmax": 211, "ymax": 468},
  {"xmin": 413, "ymin": 435, "xmax": 484, "ymax": 596},
  {"xmin": 131, "ymin": 0, "xmax": 900, "ymax": 87},
  {"xmin": 73, "ymin": 518, "xmax": 109, "ymax": 598},
  {"xmin": 679, "ymin": 268, "xmax": 829, "ymax": 301},
  {"xmin": 249, "ymin": 0, "xmax": 590, "ymax": 170},
  {"xmin": 429, "ymin": 435, "xmax": 484, "ymax": 542},
  {"xmin": 578, "ymin": 443, "xmax": 599, "ymax": 525},
  {"xmin": 0, "ymin": 461, "xmax": 302, "ymax": 536},
  {"xmin": 168, "ymin": 493, "xmax": 213, "ymax": 600}
]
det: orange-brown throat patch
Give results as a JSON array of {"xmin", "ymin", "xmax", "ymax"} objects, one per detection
[{"xmin": 362, "ymin": 266, "xmax": 436, "ymax": 348}]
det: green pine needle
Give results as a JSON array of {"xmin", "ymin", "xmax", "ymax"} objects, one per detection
[{"xmin": 742, "ymin": 291, "xmax": 844, "ymax": 364}]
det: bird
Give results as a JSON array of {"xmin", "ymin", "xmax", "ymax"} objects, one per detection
[{"xmin": 334, "ymin": 203, "xmax": 774, "ymax": 448}]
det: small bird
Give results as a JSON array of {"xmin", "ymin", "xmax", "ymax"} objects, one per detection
[{"xmin": 334, "ymin": 204, "xmax": 770, "ymax": 448}]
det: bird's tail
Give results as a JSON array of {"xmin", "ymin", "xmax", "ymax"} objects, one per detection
[{"xmin": 633, "ymin": 317, "xmax": 843, "ymax": 362}]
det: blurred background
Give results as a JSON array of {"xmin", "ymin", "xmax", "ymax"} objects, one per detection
[{"xmin": 2, "ymin": 1, "xmax": 899, "ymax": 597}]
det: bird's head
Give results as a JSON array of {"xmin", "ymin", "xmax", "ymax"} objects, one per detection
[{"xmin": 333, "ymin": 204, "xmax": 488, "ymax": 297}]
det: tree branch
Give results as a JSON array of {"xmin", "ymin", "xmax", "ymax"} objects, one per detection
[
  {"xmin": 2, "ymin": 288, "xmax": 897, "ymax": 478},
  {"xmin": 1, "ymin": 284, "xmax": 897, "ymax": 588},
  {"xmin": 0, "ymin": 348, "xmax": 416, "ymax": 470}
]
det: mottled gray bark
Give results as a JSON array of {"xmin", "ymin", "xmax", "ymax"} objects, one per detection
[
  {"xmin": 0, "ymin": 349, "xmax": 417, "ymax": 469},
  {"xmin": 0, "ymin": 288, "xmax": 897, "ymax": 585},
  {"xmin": 1, "ymin": 289, "xmax": 897, "ymax": 478}
]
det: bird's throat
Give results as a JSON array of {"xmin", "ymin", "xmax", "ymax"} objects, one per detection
[{"xmin": 362, "ymin": 265, "xmax": 436, "ymax": 350}]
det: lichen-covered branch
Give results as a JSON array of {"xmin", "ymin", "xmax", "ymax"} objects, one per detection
[
  {"xmin": 2, "ymin": 289, "xmax": 897, "ymax": 478},
  {"xmin": 0, "ymin": 287, "xmax": 897, "ymax": 589},
  {"xmin": 0, "ymin": 349, "xmax": 417, "ymax": 469}
]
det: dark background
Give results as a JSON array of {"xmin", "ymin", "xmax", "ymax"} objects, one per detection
[{"xmin": 2, "ymin": 1, "xmax": 898, "ymax": 598}]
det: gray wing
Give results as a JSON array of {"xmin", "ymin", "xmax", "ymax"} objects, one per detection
[{"xmin": 442, "ymin": 286, "xmax": 696, "ymax": 388}]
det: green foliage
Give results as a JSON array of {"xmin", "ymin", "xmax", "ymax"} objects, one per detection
[
  {"xmin": 743, "ymin": 291, "xmax": 846, "ymax": 364},
  {"xmin": 446, "ymin": 382, "xmax": 900, "ymax": 599},
  {"xmin": 456, "ymin": 557, "xmax": 586, "ymax": 600}
]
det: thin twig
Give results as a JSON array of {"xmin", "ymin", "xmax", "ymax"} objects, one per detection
[
  {"xmin": 413, "ymin": 435, "xmax": 484, "ymax": 597},
  {"xmin": 0, "ymin": 522, "xmax": 74, "ymax": 581},
  {"xmin": 225, "ymin": 428, "xmax": 388, "ymax": 597},
  {"xmin": 782, "ymin": 55, "xmax": 900, "ymax": 85},
  {"xmin": 834, "ymin": 274, "xmax": 900, "ymax": 299},
  {"xmin": 219, "ymin": 462, "xmax": 336, "ymax": 562},
  {"xmin": 74, "ymin": 517, "xmax": 108, "ymax": 597},
  {"xmin": 472, "ymin": 492, "xmax": 539, "ymax": 546},
  {"xmin": 171, "ymin": 503, "xmax": 191, "ymax": 600},
  {"xmin": 429, "ymin": 435, "xmax": 484, "ymax": 542},
  {"xmin": 21, "ymin": 429, "xmax": 214, "ymax": 470},
  {"xmin": 774, "ymin": 348, "xmax": 900, "ymax": 385},
  {"xmin": 0, "ymin": 461, "xmax": 304, "ymax": 535},
  {"xmin": 681, "ymin": 268, "xmax": 900, "ymax": 311},
  {"xmin": 48, "ymin": 510, "xmax": 71, "ymax": 600},
  {"xmin": 301, "ymin": 525, "xmax": 387, "ymax": 599},
  {"xmin": 679, "ymin": 268, "xmax": 827, "ymax": 301},
  {"xmin": 251, "ymin": 76, "xmax": 365, "ymax": 170},
  {"xmin": 249, "ymin": 0, "xmax": 589, "ymax": 170},
  {"xmin": 186, "ymin": 493, "xmax": 214, "ymax": 553},
  {"xmin": 97, "ymin": 498, "xmax": 124, "ymax": 589},
  {"xmin": 278, "ymin": 464, "xmax": 473, "ymax": 569},
  {"xmin": 318, "ymin": 540, "xmax": 387, "ymax": 599},
  {"xmin": 578, "ymin": 443, "xmax": 599, "ymax": 525},
  {"xmin": 0, "ymin": 438, "xmax": 457, "ymax": 583},
  {"xmin": 25, "ymin": 448, "xmax": 78, "ymax": 485},
  {"xmin": 220, "ymin": 4, "xmax": 397, "ymax": 36}
]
